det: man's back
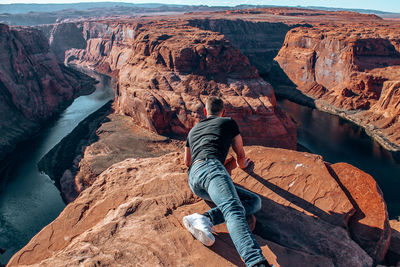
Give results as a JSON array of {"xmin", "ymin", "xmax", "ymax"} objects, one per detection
[{"xmin": 186, "ymin": 116, "xmax": 240, "ymax": 165}]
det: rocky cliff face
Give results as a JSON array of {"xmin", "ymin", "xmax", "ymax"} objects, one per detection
[
  {"xmin": 275, "ymin": 25, "xmax": 400, "ymax": 151},
  {"xmin": 7, "ymin": 146, "xmax": 393, "ymax": 266},
  {"xmin": 61, "ymin": 19, "xmax": 297, "ymax": 149},
  {"xmin": 40, "ymin": 10, "xmax": 400, "ymax": 152},
  {"xmin": 0, "ymin": 23, "xmax": 95, "ymax": 166}
]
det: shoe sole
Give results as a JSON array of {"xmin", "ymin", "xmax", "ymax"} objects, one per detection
[{"xmin": 183, "ymin": 217, "xmax": 215, "ymax": 246}]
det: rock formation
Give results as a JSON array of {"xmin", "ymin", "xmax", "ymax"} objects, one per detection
[
  {"xmin": 187, "ymin": 18, "xmax": 295, "ymax": 83},
  {"xmin": 36, "ymin": 9, "xmax": 400, "ymax": 151},
  {"xmin": 0, "ymin": 23, "xmax": 95, "ymax": 171},
  {"xmin": 48, "ymin": 22, "xmax": 87, "ymax": 62},
  {"xmin": 8, "ymin": 147, "xmax": 392, "ymax": 266},
  {"xmin": 62, "ymin": 19, "xmax": 297, "ymax": 150}
]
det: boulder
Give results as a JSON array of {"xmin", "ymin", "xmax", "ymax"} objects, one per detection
[{"xmin": 329, "ymin": 163, "xmax": 391, "ymax": 263}]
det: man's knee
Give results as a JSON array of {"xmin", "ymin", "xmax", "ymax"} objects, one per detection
[
  {"xmin": 253, "ymin": 194, "xmax": 262, "ymax": 213},
  {"xmin": 220, "ymin": 199, "xmax": 246, "ymax": 218}
]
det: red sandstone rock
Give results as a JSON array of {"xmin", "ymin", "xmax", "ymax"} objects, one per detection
[
  {"xmin": 38, "ymin": 107, "xmax": 182, "ymax": 203},
  {"xmin": 230, "ymin": 147, "xmax": 355, "ymax": 227},
  {"xmin": 40, "ymin": 8, "xmax": 400, "ymax": 150},
  {"xmin": 0, "ymin": 23, "xmax": 95, "ymax": 163},
  {"xmin": 329, "ymin": 163, "xmax": 391, "ymax": 263},
  {"xmin": 8, "ymin": 147, "xmax": 375, "ymax": 267},
  {"xmin": 182, "ymin": 11, "xmax": 400, "ymax": 151},
  {"xmin": 45, "ymin": 8, "xmax": 400, "ymax": 152}
]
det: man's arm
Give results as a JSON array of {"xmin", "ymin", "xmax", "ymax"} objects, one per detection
[
  {"xmin": 184, "ymin": 146, "xmax": 191, "ymax": 167},
  {"xmin": 231, "ymin": 134, "xmax": 250, "ymax": 169}
]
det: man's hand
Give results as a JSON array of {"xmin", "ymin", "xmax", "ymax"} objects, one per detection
[{"xmin": 237, "ymin": 157, "xmax": 251, "ymax": 169}]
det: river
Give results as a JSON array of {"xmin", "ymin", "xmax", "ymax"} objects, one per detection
[
  {"xmin": 0, "ymin": 70, "xmax": 114, "ymax": 264},
  {"xmin": 277, "ymin": 97, "xmax": 400, "ymax": 219}
]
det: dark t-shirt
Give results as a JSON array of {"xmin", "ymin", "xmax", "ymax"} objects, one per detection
[{"xmin": 186, "ymin": 116, "xmax": 240, "ymax": 166}]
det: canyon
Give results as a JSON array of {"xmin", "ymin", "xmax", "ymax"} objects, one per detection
[{"xmin": 1, "ymin": 6, "xmax": 400, "ymax": 267}]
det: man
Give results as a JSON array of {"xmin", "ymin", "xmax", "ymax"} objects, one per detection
[{"xmin": 183, "ymin": 96, "xmax": 272, "ymax": 267}]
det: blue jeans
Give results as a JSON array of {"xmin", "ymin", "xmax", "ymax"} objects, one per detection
[{"xmin": 189, "ymin": 158, "xmax": 266, "ymax": 267}]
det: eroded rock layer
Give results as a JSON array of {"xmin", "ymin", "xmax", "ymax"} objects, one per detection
[
  {"xmin": 8, "ymin": 147, "xmax": 391, "ymax": 266},
  {"xmin": 0, "ymin": 23, "xmax": 95, "ymax": 166},
  {"xmin": 60, "ymin": 9, "xmax": 400, "ymax": 151}
]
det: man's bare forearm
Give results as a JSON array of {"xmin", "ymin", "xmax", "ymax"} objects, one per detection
[
  {"xmin": 232, "ymin": 134, "xmax": 249, "ymax": 169},
  {"xmin": 236, "ymin": 149, "xmax": 246, "ymax": 168}
]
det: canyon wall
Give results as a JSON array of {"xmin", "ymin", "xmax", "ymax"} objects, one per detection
[
  {"xmin": 187, "ymin": 18, "xmax": 297, "ymax": 85},
  {"xmin": 35, "ymin": 18, "xmax": 298, "ymax": 204},
  {"xmin": 0, "ymin": 23, "xmax": 95, "ymax": 168},
  {"xmin": 37, "ymin": 102, "xmax": 180, "ymax": 203},
  {"xmin": 61, "ymin": 19, "xmax": 297, "ymax": 149},
  {"xmin": 275, "ymin": 25, "xmax": 400, "ymax": 151}
]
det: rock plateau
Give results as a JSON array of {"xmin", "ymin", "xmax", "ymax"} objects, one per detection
[{"xmin": 7, "ymin": 147, "xmax": 393, "ymax": 266}]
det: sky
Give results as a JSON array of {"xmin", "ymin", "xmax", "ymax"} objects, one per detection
[{"xmin": 0, "ymin": 0, "xmax": 400, "ymax": 13}]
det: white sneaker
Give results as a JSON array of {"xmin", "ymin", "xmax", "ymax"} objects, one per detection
[{"xmin": 183, "ymin": 213, "xmax": 215, "ymax": 246}]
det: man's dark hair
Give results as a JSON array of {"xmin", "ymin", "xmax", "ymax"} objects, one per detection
[{"xmin": 206, "ymin": 96, "xmax": 224, "ymax": 115}]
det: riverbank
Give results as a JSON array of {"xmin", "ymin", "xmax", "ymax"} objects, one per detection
[
  {"xmin": 0, "ymin": 70, "xmax": 113, "ymax": 264},
  {"xmin": 0, "ymin": 65, "xmax": 96, "ymax": 193},
  {"xmin": 275, "ymin": 85, "xmax": 400, "ymax": 154}
]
